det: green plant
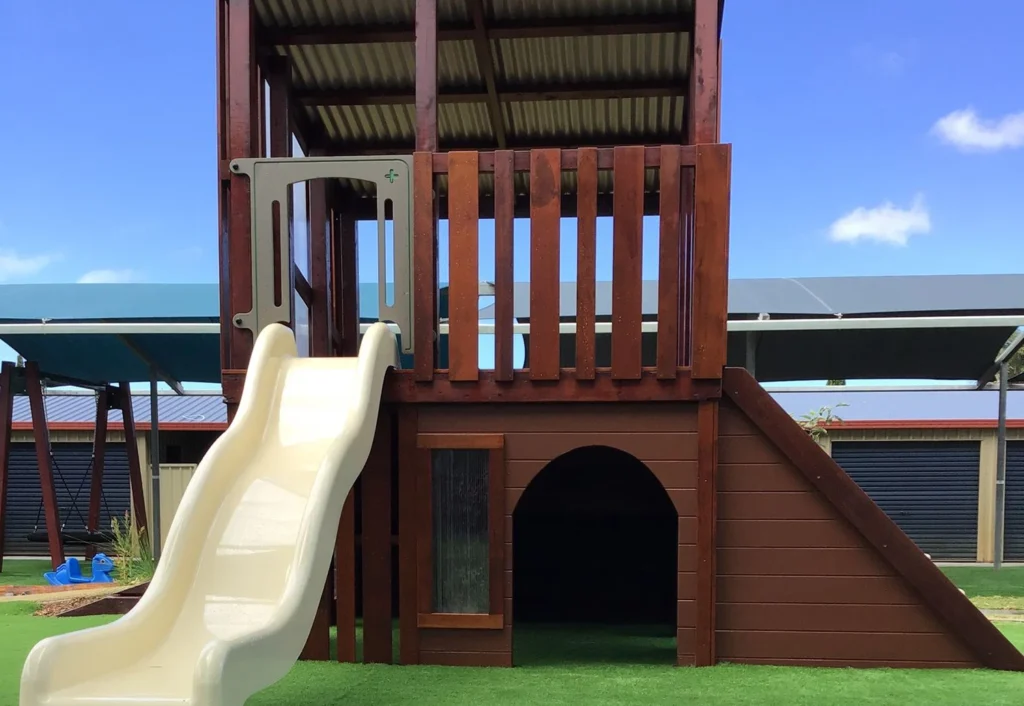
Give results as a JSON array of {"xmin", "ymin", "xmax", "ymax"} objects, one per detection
[
  {"xmin": 795, "ymin": 403, "xmax": 848, "ymax": 442},
  {"xmin": 109, "ymin": 512, "xmax": 155, "ymax": 586}
]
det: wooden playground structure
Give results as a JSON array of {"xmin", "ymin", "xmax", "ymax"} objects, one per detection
[{"xmin": 215, "ymin": 0, "xmax": 1024, "ymax": 670}]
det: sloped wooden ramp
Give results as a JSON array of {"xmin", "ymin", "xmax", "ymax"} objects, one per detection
[{"xmin": 717, "ymin": 368, "xmax": 1024, "ymax": 670}]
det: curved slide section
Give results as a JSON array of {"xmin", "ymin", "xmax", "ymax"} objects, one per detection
[{"xmin": 21, "ymin": 322, "xmax": 399, "ymax": 706}]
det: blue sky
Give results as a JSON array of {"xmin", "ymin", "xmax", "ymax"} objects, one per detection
[{"xmin": 0, "ymin": 1, "xmax": 1021, "ymax": 384}]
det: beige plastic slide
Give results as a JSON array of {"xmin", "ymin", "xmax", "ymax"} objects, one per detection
[{"xmin": 20, "ymin": 321, "xmax": 398, "ymax": 706}]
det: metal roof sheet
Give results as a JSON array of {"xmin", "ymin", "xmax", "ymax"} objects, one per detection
[
  {"xmin": 256, "ymin": 0, "xmax": 698, "ymax": 152},
  {"xmin": 14, "ymin": 387, "xmax": 1022, "ymax": 430},
  {"xmin": 476, "ymin": 274, "xmax": 1024, "ymax": 319}
]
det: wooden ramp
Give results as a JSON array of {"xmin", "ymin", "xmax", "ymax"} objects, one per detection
[{"xmin": 717, "ymin": 368, "xmax": 1024, "ymax": 670}]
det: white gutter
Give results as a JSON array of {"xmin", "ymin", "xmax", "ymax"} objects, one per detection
[
  {"xmin": 357, "ymin": 315, "xmax": 1024, "ymax": 336},
  {"xmin": 0, "ymin": 315, "xmax": 1016, "ymax": 339},
  {"xmin": 0, "ymin": 323, "xmax": 220, "ymax": 335}
]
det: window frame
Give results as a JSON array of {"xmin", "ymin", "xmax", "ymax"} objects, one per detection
[{"xmin": 415, "ymin": 433, "xmax": 505, "ymax": 630}]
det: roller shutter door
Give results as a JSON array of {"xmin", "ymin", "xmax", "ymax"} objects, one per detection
[
  {"xmin": 2, "ymin": 442, "xmax": 133, "ymax": 558},
  {"xmin": 1004, "ymin": 442, "xmax": 1024, "ymax": 561},
  {"xmin": 831, "ymin": 441, "xmax": 979, "ymax": 561}
]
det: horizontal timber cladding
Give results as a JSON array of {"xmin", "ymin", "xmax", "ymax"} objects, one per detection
[
  {"xmin": 414, "ymin": 404, "xmax": 698, "ymax": 667},
  {"xmin": 3, "ymin": 442, "xmax": 132, "ymax": 557},
  {"xmin": 830, "ymin": 441, "xmax": 980, "ymax": 561},
  {"xmin": 1005, "ymin": 442, "xmax": 1024, "ymax": 561},
  {"xmin": 716, "ymin": 401, "xmax": 979, "ymax": 668}
]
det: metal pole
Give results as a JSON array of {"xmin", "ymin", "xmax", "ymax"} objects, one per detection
[
  {"xmin": 994, "ymin": 361, "xmax": 1008, "ymax": 570},
  {"xmin": 149, "ymin": 370, "xmax": 162, "ymax": 561}
]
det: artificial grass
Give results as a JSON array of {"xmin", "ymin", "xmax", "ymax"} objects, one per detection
[
  {"xmin": 941, "ymin": 566, "xmax": 1024, "ymax": 610},
  {"xmin": 1, "ymin": 602, "xmax": 1024, "ymax": 706},
  {"xmin": 0, "ymin": 560, "xmax": 54, "ymax": 587}
]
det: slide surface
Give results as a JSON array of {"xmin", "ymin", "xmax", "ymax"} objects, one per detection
[{"xmin": 20, "ymin": 322, "xmax": 398, "ymax": 706}]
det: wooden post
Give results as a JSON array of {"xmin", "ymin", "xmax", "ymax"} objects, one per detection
[
  {"xmin": 415, "ymin": 0, "xmax": 439, "ymax": 152},
  {"xmin": 694, "ymin": 400, "xmax": 719, "ymax": 666},
  {"xmin": 335, "ymin": 493, "xmax": 357, "ymax": 663},
  {"xmin": 118, "ymin": 384, "xmax": 149, "ymax": 537},
  {"xmin": 25, "ymin": 362, "xmax": 63, "ymax": 569},
  {"xmin": 218, "ymin": 0, "xmax": 260, "ymax": 419},
  {"xmin": 689, "ymin": 0, "xmax": 721, "ymax": 144},
  {"xmin": 0, "ymin": 362, "xmax": 15, "ymax": 572},
  {"xmin": 691, "ymin": 144, "xmax": 731, "ymax": 379},
  {"xmin": 362, "ymin": 410, "xmax": 394, "ymax": 663},
  {"xmin": 86, "ymin": 387, "xmax": 111, "ymax": 559},
  {"xmin": 397, "ymin": 407, "xmax": 420, "ymax": 664}
]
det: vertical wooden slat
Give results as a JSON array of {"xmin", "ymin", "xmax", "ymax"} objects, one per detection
[
  {"xmin": 336, "ymin": 209, "xmax": 360, "ymax": 357},
  {"xmin": 679, "ymin": 169, "xmax": 695, "ymax": 367},
  {"xmin": 266, "ymin": 55, "xmax": 291, "ymax": 159},
  {"xmin": 86, "ymin": 388, "xmax": 109, "ymax": 559},
  {"xmin": 691, "ymin": 144, "xmax": 731, "ymax": 379},
  {"xmin": 447, "ymin": 151, "xmax": 480, "ymax": 381},
  {"xmin": 25, "ymin": 362, "xmax": 63, "ymax": 569},
  {"xmin": 689, "ymin": 0, "xmax": 720, "ymax": 145},
  {"xmin": 575, "ymin": 147, "xmax": 598, "ymax": 380},
  {"xmin": 695, "ymin": 399, "xmax": 719, "ymax": 667},
  {"xmin": 493, "ymin": 150, "xmax": 515, "ymax": 381},
  {"xmin": 308, "ymin": 177, "xmax": 331, "ymax": 357},
  {"xmin": 413, "ymin": 152, "xmax": 436, "ymax": 380},
  {"xmin": 362, "ymin": 409, "xmax": 394, "ymax": 663},
  {"xmin": 528, "ymin": 148, "xmax": 562, "ymax": 381},
  {"xmin": 611, "ymin": 146, "xmax": 644, "ymax": 380},
  {"xmin": 414, "ymin": 0, "xmax": 439, "ymax": 151},
  {"xmin": 657, "ymin": 145, "xmax": 682, "ymax": 378},
  {"xmin": 397, "ymin": 407, "xmax": 420, "ymax": 664},
  {"xmin": 0, "ymin": 362, "xmax": 15, "ymax": 572},
  {"xmin": 335, "ymin": 491, "xmax": 357, "ymax": 663}
]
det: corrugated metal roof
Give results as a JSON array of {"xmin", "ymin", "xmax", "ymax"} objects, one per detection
[
  {"xmin": 476, "ymin": 274, "xmax": 1024, "ymax": 319},
  {"xmin": 12, "ymin": 388, "xmax": 1022, "ymax": 430},
  {"xmin": 255, "ymin": 0, "xmax": 698, "ymax": 153},
  {"xmin": 11, "ymin": 393, "xmax": 228, "ymax": 428},
  {"xmin": 771, "ymin": 388, "xmax": 1024, "ymax": 425}
]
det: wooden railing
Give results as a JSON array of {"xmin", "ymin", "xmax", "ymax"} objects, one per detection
[{"xmin": 411, "ymin": 144, "xmax": 731, "ymax": 384}]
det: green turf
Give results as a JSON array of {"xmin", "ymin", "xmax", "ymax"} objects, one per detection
[
  {"xmin": 1, "ymin": 567, "xmax": 1023, "ymax": 705},
  {"xmin": 941, "ymin": 566, "xmax": 1024, "ymax": 610},
  {"xmin": 1, "ymin": 602, "xmax": 1024, "ymax": 706},
  {"xmin": 0, "ymin": 560, "xmax": 54, "ymax": 587}
]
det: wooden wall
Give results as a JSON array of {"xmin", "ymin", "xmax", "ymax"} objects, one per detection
[
  {"xmin": 412, "ymin": 403, "xmax": 697, "ymax": 667},
  {"xmin": 717, "ymin": 400, "xmax": 979, "ymax": 668}
]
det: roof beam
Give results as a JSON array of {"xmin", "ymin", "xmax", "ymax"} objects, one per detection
[
  {"xmin": 259, "ymin": 14, "xmax": 692, "ymax": 47},
  {"xmin": 464, "ymin": 0, "xmax": 507, "ymax": 149},
  {"xmin": 977, "ymin": 328, "xmax": 1024, "ymax": 388},
  {"xmin": 117, "ymin": 335, "xmax": 186, "ymax": 396},
  {"xmin": 295, "ymin": 79, "xmax": 681, "ymax": 107}
]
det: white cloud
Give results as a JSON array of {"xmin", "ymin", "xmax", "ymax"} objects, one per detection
[
  {"xmin": 828, "ymin": 194, "xmax": 930, "ymax": 247},
  {"xmin": 77, "ymin": 268, "xmax": 143, "ymax": 284},
  {"xmin": 931, "ymin": 108, "xmax": 1024, "ymax": 152},
  {"xmin": 0, "ymin": 250, "xmax": 55, "ymax": 281}
]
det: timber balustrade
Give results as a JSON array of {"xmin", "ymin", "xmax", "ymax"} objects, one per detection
[{"xmin": 412, "ymin": 144, "xmax": 731, "ymax": 384}]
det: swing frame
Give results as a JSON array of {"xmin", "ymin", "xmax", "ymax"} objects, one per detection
[{"xmin": 0, "ymin": 361, "xmax": 148, "ymax": 572}]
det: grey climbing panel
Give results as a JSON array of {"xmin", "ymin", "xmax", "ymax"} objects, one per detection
[{"xmin": 228, "ymin": 155, "xmax": 415, "ymax": 354}]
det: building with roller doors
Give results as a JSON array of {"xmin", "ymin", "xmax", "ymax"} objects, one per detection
[{"xmin": 772, "ymin": 386, "xmax": 1024, "ymax": 563}]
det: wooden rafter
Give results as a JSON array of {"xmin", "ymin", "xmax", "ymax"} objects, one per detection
[
  {"xmin": 296, "ymin": 79, "xmax": 680, "ymax": 108},
  {"xmin": 259, "ymin": 13, "xmax": 692, "ymax": 47},
  {"xmin": 464, "ymin": 0, "xmax": 506, "ymax": 149}
]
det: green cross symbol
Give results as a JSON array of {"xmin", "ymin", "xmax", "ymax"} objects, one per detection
[{"xmin": 384, "ymin": 168, "xmax": 399, "ymax": 183}]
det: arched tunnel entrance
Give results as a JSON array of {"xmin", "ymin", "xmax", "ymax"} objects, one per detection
[{"xmin": 512, "ymin": 446, "xmax": 678, "ymax": 664}]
